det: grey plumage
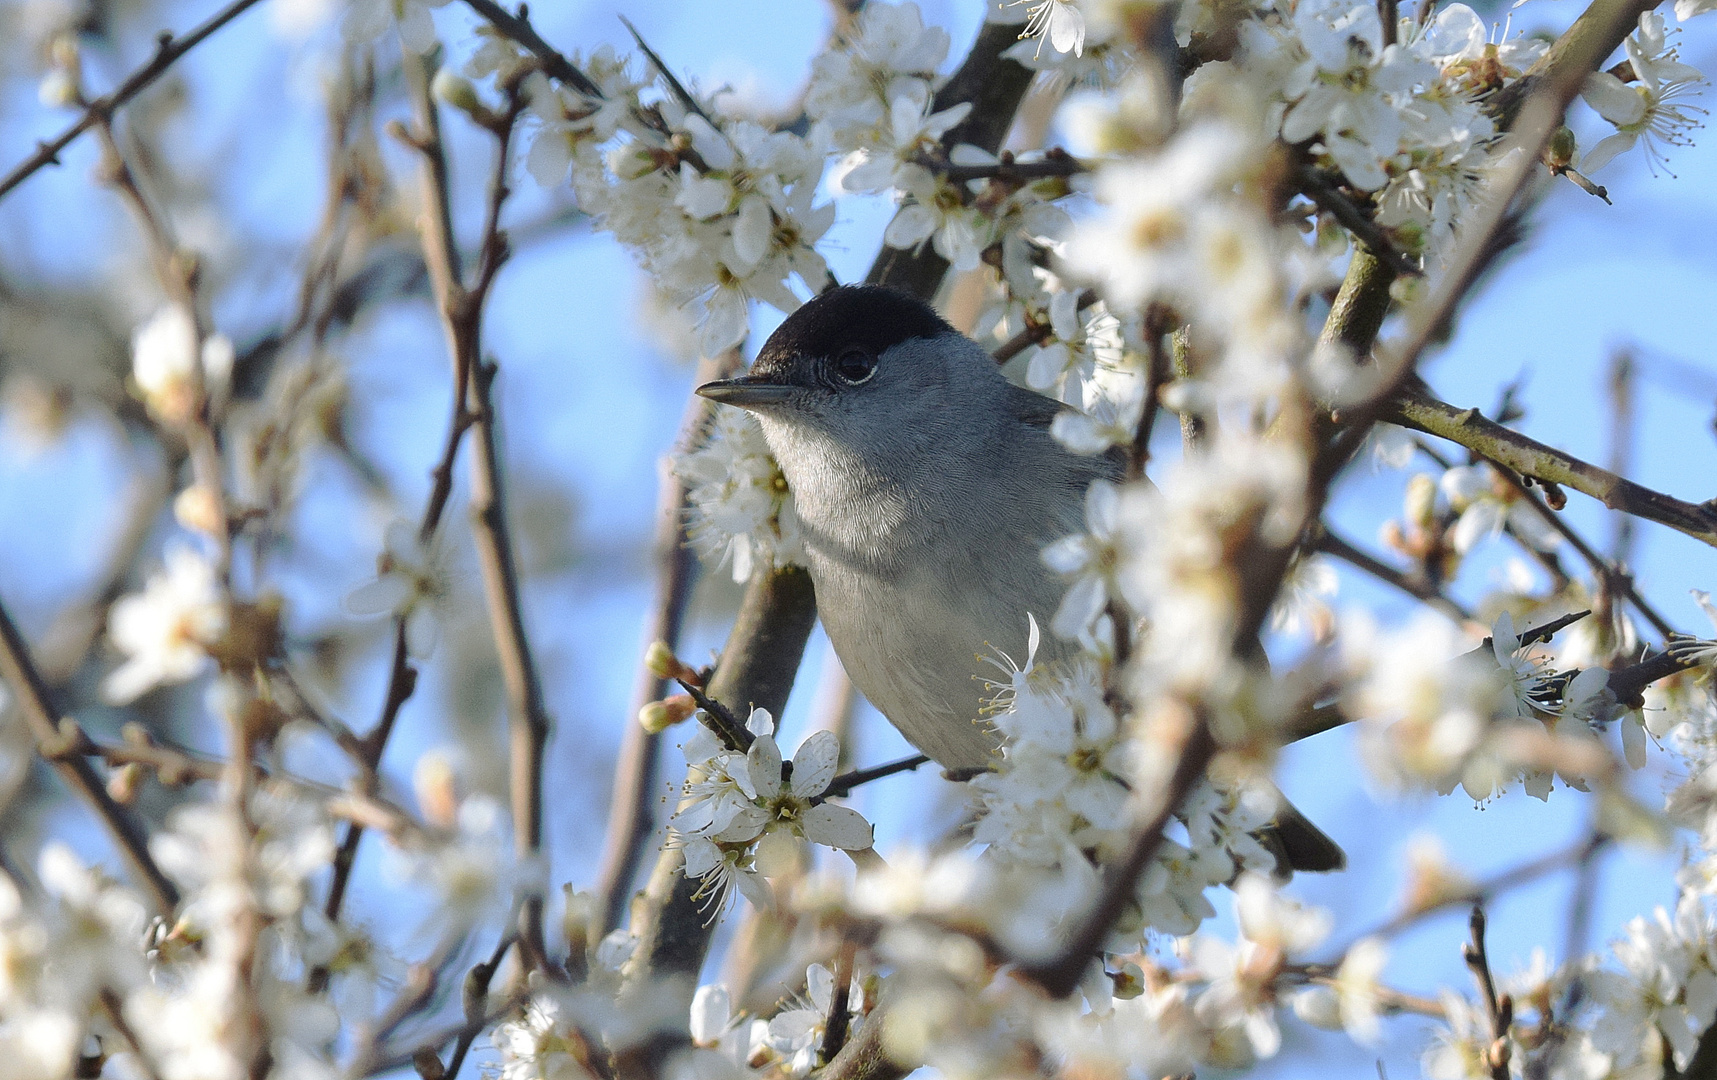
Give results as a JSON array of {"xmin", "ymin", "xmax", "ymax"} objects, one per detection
[{"xmin": 699, "ymin": 286, "xmax": 1111, "ymax": 769}]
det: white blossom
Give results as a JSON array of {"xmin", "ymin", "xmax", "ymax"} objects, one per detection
[
  {"xmin": 104, "ymin": 545, "xmax": 227, "ymax": 705},
  {"xmin": 131, "ymin": 304, "xmax": 233, "ymax": 427},
  {"xmin": 345, "ymin": 519, "xmax": 449, "ymax": 657},
  {"xmin": 1580, "ymin": 12, "xmax": 1707, "ymax": 174},
  {"xmin": 675, "ymin": 409, "xmax": 803, "ymax": 582}
]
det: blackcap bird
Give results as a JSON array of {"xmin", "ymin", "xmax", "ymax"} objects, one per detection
[{"xmin": 696, "ymin": 285, "xmax": 1342, "ymax": 873}]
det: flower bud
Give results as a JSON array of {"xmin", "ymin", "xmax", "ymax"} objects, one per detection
[
  {"xmin": 414, "ymin": 751, "xmax": 460, "ymax": 829},
  {"xmin": 431, "ymin": 68, "xmax": 486, "ymax": 122},
  {"xmin": 38, "ymin": 69, "xmax": 79, "ymax": 109},
  {"xmin": 107, "ymin": 762, "xmax": 145, "ymax": 805},
  {"xmin": 1404, "ymin": 473, "xmax": 1438, "ymax": 530},
  {"xmin": 638, "ymin": 693, "xmax": 696, "ymax": 733},
  {"xmin": 1546, "ymin": 125, "xmax": 1577, "ymax": 171},
  {"xmin": 1291, "ymin": 986, "xmax": 1342, "ymax": 1029},
  {"xmin": 562, "ymin": 885, "xmax": 595, "ymax": 956},
  {"xmin": 644, "ymin": 640, "xmax": 691, "ymax": 682},
  {"xmin": 174, "ymin": 483, "xmax": 224, "ymax": 538}
]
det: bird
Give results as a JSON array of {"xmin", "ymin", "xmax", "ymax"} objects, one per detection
[{"xmin": 696, "ymin": 284, "xmax": 1342, "ymax": 873}]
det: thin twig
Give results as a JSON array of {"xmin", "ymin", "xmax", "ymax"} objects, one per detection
[
  {"xmin": 1463, "ymin": 906, "xmax": 1514, "ymax": 1080},
  {"xmin": 1296, "ymin": 165, "xmax": 1423, "ymax": 278},
  {"xmin": 1489, "ymin": 462, "xmax": 1680, "ymax": 641},
  {"xmin": 460, "ymin": 0, "xmax": 603, "ymax": 96},
  {"xmin": 1315, "ymin": 526, "xmax": 1474, "ymax": 623},
  {"xmin": 1338, "ymin": 834, "xmax": 1609, "ymax": 948},
  {"xmin": 0, "ymin": 0, "xmax": 269, "ymax": 202},
  {"xmin": 619, "ymin": 16, "xmax": 712, "ymax": 123},
  {"xmin": 1019, "ymin": 714, "xmax": 1217, "ymax": 996},
  {"xmin": 91, "ymin": 116, "xmax": 234, "ymax": 580},
  {"xmin": 398, "ymin": 49, "xmax": 555, "ymax": 974},
  {"xmin": 313, "ymin": 622, "xmax": 417, "ymax": 990},
  {"xmin": 594, "ymin": 350, "xmax": 735, "ymax": 936},
  {"xmin": 821, "ymin": 755, "xmax": 932, "ymax": 800},
  {"xmin": 990, "ymin": 289, "xmax": 1096, "ymax": 364},
  {"xmin": 445, "ymin": 932, "xmax": 516, "ymax": 1079},
  {"xmin": 819, "ymin": 941, "xmax": 859, "ymax": 1064},
  {"xmin": 0, "ymin": 595, "xmax": 178, "ymax": 913},
  {"xmin": 941, "ymin": 149, "xmax": 1088, "ymax": 184}
]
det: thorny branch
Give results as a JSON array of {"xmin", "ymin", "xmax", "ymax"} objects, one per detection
[{"xmin": 0, "ymin": 0, "xmax": 269, "ymax": 202}]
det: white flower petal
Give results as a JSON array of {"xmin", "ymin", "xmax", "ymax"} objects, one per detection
[
  {"xmin": 790, "ymin": 730, "xmax": 841, "ymax": 798},
  {"xmin": 801, "ymin": 804, "xmax": 873, "ymax": 850}
]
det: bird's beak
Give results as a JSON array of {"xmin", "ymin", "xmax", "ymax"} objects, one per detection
[{"xmin": 695, "ymin": 376, "xmax": 796, "ymax": 409}]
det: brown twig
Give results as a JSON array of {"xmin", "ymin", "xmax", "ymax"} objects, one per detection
[
  {"xmin": 990, "ymin": 289, "xmax": 1096, "ymax": 364},
  {"xmin": 1336, "ymin": 834, "xmax": 1609, "ymax": 949},
  {"xmin": 0, "ymin": 595, "xmax": 178, "ymax": 913},
  {"xmin": 397, "ymin": 50, "xmax": 554, "ymax": 974},
  {"xmin": 593, "ymin": 351, "xmax": 734, "ymax": 937},
  {"xmin": 443, "ymin": 932, "xmax": 516, "ymax": 1079},
  {"xmin": 1607, "ymin": 349, "xmax": 1640, "ymax": 568},
  {"xmin": 1315, "ymin": 526, "xmax": 1474, "ymax": 623},
  {"xmin": 1296, "ymin": 165, "xmax": 1422, "ymax": 278},
  {"xmin": 459, "ymin": 0, "xmax": 603, "ymax": 97},
  {"xmin": 821, "ymin": 755, "xmax": 932, "ymax": 800},
  {"xmin": 0, "ymin": 0, "xmax": 269, "ymax": 202},
  {"xmin": 820, "ymin": 940, "xmax": 859, "ymax": 1064},
  {"xmin": 91, "ymin": 116, "xmax": 234, "ymax": 581},
  {"xmin": 942, "ymin": 149, "xmax": 1088, "ymax": 184},
  {"xmin": 1463, "ymin": 906, "xmax": 1514, "ymax": 1080},
  {"xmin": 1488, "ymin": 462, "xmax": 1680, "ymax": 641},
  {"xmin": 1019, "ymin": 712, "xmax": 1217, "ymax": 996}
]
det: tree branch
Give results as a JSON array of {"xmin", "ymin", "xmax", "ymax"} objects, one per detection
[
  {"xmin": 0, "ymin": 595, "xmax": 179, "ymax": 914},
  {"xmin": 1386, "ymin": 389, "xmax": 1717, "ymax": 548},
  {"xmin": 398, "ymin": 49, "xmax": 555, "ymax": 974},
  {"xmin": 459, "ymin": 0, "xmax": 604, "ymax": 97},
  {"xmin": 0, "ymin": 0, "xmax": 269, "ymax": 202},
  {"xmin": 1296, "ymin": 165, "xmax": 1421, "ymax": 279},
  {"xmin": 593, "ymin": 351, "xmax": 735, "ymax": 937}
]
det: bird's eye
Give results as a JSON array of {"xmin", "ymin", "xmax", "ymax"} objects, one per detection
[{"xmin": 833, "ymin": 347, "xmax": 877, "ymax": 386}]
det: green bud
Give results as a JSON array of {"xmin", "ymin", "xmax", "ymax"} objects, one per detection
[
  {"xmin": 1546, "ymin": 125, "xmax": 1578, "ymax": 170},
  {"xmin": 431, "ymin": 68, "xmax": 485, "ymax": 120}
]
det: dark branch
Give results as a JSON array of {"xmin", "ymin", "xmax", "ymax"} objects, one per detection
[{"xmin": 0, "ymin": 0, "xmax": 269, "ymax": 202}]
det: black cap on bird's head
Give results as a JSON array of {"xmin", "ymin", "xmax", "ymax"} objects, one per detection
[{"xmin": 695, "ymin": 285, "xmax": 956, "ymax": 409}]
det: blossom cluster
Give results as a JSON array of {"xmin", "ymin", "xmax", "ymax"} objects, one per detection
[
  {"xmin": 668, "ymin": 708, "xmax": 874, "ymax": 913},
  {"xmin": 467, "ymin": 40, "xmax": 834, "ymax": 358},
  {"xmin": 673, "ymin": 409, "xmax": 804, "ymax": 583}
]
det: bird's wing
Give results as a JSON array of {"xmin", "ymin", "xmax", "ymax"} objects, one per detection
[{"xmin": 1003, "ymin": 382, "xmax": 1128, "ymax": 481}]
